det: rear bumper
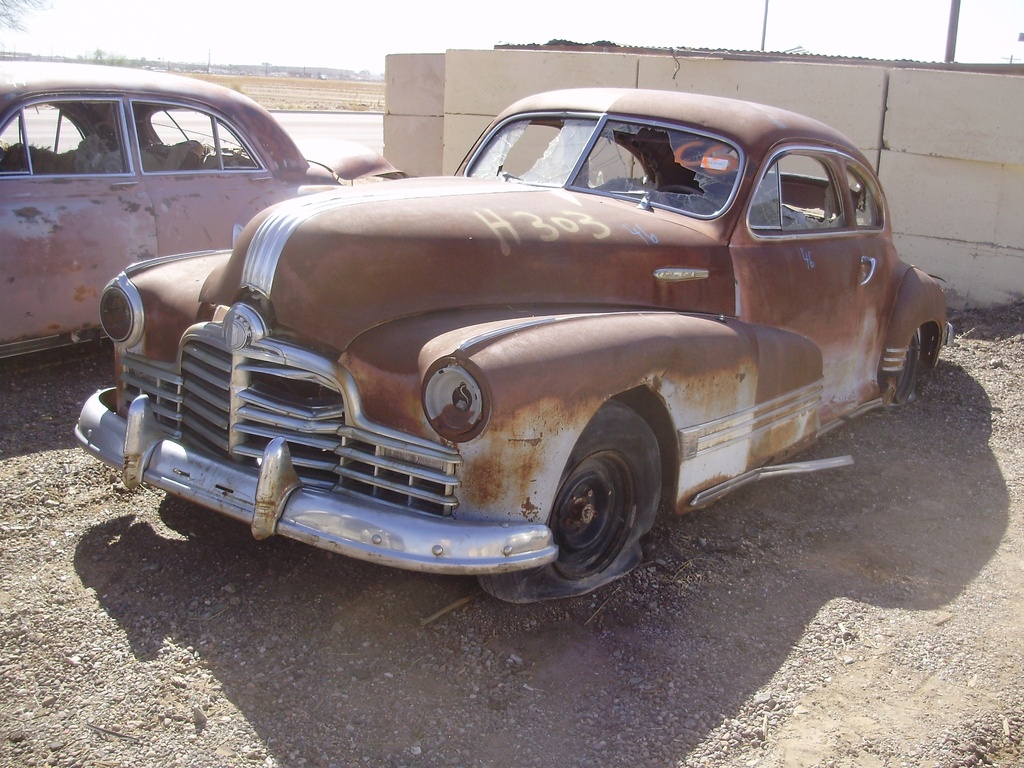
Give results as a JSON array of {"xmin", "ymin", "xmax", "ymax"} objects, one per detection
[{"xmin": 75, "ymin": 389, "xmax": 557, "ymax": 575}]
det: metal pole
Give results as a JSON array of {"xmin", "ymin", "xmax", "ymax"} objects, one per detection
[
  {"xmin": 945, "ymin": 0, "xmax": 961, "ymax": 63},
  {"xmin": 761, "ymin": 0, "xmax": 770, "ymax": 51}
]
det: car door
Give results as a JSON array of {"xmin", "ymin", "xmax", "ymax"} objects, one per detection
[
  {"xmin": 131, "ymin": 101, "xmax": 295, "ymax": 255},
  {"xmin": 729, "ymin": 146, "xmax": 898, "ymax": 425},
  {"xmin": 0, "ymin": 97, "xmax": 156, "ymax": 353}
]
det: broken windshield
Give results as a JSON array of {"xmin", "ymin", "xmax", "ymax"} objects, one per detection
[
  {"xmin": 466, "ymin": 117, "xmax": 598, "ymax": 186},
  {"xmin": 466, "ymin": 114, "xmax": 740, "ymax": 218},
  {"xmin": 573, "ymin": 120, "xmax": 740, "ymax": 217}
]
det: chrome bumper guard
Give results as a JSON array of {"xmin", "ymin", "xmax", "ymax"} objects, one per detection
[{"xmin": 76, "ymin": 389, "xmax": 558, "ymax": 575}]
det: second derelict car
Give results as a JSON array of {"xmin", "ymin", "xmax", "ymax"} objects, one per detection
[{"xmin": 0, "ymin": 62, "xmax": 397, "ymax": 356}]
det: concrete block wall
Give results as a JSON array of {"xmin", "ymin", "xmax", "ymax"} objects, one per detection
[
  {"xmin": 636, "ymin": 57, "xmax": 889, "ymax": 157},
  {"xmin": 384, "ymin": 49, "xmax": 1024, "ymax": 307},
  {"xmin": 384, "ymin": 54, "xmax": 446, "ymax": 179},
  {"xmin": 881, "ymin": 69, "xmax": 1024, "ymax": 307}
]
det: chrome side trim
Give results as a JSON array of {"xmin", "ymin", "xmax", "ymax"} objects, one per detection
[
  {"xmin": 689, "ymin": 455, "xmax": 854, "ymax": 507},
  {"xmin": 818, "ymin": 398, "xmax": 884, "ymax": 436},
  {"xmin": 678, "ymin": 380, "xmax": 822, "ymax": 461},
  {"xmin": 880, "ymin": 346, "xmax": 908, "ymax": 373}
]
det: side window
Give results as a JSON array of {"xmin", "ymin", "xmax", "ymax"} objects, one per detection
[
  {"xmin": 846, "ymin": 164, "xmax": 882, "ymax": 229},
  {"xmin": 0, "ymin": 100, "xmax": 127, "ymax": 176},
  {"xmin": 750, "ymin": 152, "xmax": 844, "ymax": 232},
  {"xmin": 133, "ymin": 103, "xmax": 259, "ymax": 173}
]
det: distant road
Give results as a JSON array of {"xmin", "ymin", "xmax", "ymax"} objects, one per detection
[{"xmin": 271, "ymin": 111, "xmax": 384, "ymax": 155}]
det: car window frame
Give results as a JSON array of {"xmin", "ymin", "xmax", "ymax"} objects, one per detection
[
  {"xmin": 842, "ymin": 157, "xmax": 886, "ymax": 231},
  {"xmin": 0, "ymin": 95, "xmax": 134, "ymax": 178},
  {"xmin": 128, "ymin": 97, "xmax": 266, "ymax": 176},
  {"xmin": 745, "ymin": 144, "xmax": 864, "ymax": 240}
]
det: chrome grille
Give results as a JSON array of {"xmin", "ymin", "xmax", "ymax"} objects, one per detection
[
  {"xmin": 121, "ymin": 354, "xmax": 182, "ymax": 436},
  {"xmin": 180, "ymin": 340, "xmax": 232, "ymax": 455},
  {"xmin": 230, "ymin": 350, "xmax": 348, "ymax": 489},
  {"xmin": 121, "ymin": 328, "xmax": 460, "ymax": 516}
]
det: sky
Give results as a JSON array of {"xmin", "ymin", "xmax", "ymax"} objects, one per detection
[{"xmin": 3, "ymin": 0, "xmax": 1023, "ymax": 74}]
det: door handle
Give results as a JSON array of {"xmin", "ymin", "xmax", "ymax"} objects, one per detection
[{"xmin": 859, "ymin": 256, "xmax": 877, "ymax": 285}]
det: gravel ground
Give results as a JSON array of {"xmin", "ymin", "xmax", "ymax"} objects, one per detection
[{"xmin": 1, "ymin": 300, "xmax": 1022, "ymax": 768}]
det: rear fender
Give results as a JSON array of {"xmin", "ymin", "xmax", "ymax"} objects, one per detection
[
  {"xmin": 303, "ymin": 139, "xmax": 403, "ymax": 181},
  {"xmin": 881, "ymin": 267, "xmax": 948, "ymax": 392}
]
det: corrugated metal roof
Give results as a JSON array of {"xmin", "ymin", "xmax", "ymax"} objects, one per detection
[{"xmin": 494, "ymin": 42, "xmax": 1024, "ymax": 74}]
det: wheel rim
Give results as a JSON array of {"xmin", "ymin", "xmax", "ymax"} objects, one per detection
[{"xmin": 552, "ymin": 451, "xmax": 636, "ymax": 579}]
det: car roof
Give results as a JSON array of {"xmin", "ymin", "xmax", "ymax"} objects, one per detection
[
  {"xmin": 0, "ymin": 61, "xmax": 309, "ymax": 175},
  {"xmin": 492, "ymin": 88, "xmax": 863, "ymax": 160}
]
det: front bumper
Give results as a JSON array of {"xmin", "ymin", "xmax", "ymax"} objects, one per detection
[{"xmin": 75, "ymin": 389, "xmax": 558, "ymax": 575}]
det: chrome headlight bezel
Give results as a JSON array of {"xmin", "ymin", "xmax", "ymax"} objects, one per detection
[
  {"xmin": 422, "ymin": 358, "xmax": 490, "ymax": 442},
  {"xmin": 99, "ymin": 274, "xmax": 144, "ymax": 348}
]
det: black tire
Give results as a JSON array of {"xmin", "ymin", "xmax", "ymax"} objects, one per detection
[
  {"xmin": 479, "ymin": 401, "xmax": 660, "ymax": 602},
  {"xmin": 892, "ymin": 328, "xmax": 922, "ymax": 405}
]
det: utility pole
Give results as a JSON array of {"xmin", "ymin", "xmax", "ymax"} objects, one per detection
[
  {"xmin": 761, "ymin": 0, "xmax": 769, "ymax": 51},
  {"xmin": 945, "ymin": 0, "xmax": 961, "ymax": 63}
]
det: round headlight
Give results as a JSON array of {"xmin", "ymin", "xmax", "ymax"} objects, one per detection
[
  {"xmin": 99, "ymin": 275, "xmax": 144, "ymax": 347},
  {"xmin": 423, "ymin": 359, "xmax": 489, "ymax": 441}
]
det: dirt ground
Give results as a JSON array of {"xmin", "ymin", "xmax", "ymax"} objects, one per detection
[
  {"xmin": 1, "ymin": 299, "xmax": 1022, "ymax": 768},
  {"xmin": 187, "ymin": 74, "xmax": 385, "ymax": 112}
]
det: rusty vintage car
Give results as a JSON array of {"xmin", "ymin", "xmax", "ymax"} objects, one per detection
[
  {"xmin": 1, "ymin": 62, "xmax": 396, "ymax": 356},
  {"xmin": 75, "ymin": 88, "xmax": 951, "ymax": 602}
]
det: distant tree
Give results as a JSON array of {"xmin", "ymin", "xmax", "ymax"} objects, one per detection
[{"xmin": 0, "ymin": 0, "xmax": 48, "ymax": 32}]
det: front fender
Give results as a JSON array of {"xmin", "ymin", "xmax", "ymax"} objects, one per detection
[
  {"xmin": 123, "ymin": 250, "xmax": 230, "ymax": 362},
  {"xmin": 342, "ymin": 309, "xmax": 823, "ymax": 524}
]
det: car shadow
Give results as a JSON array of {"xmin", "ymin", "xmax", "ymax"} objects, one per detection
[{"xmin": 73, "ymin": 358, "xmax": 1007, "ymax": 766}]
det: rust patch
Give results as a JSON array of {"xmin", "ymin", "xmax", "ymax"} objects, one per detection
[
  {"xmin": 509, "ymin": 436, "xmax": 542, "ymax": 447},
  {"xmin": 74, "ymin": 285, "xmax": 98, "ymax": 302},
  {"xmin": 521, "ymin": 497, "xmax": 540, "ymax": 522},
  {"xmin": 13, "ymin": 207, "xmax": 43, "ymax": 220}
]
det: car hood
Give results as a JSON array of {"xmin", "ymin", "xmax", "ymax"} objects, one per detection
[{"xmin": 200, "ymin": 177, "xmax": 736, "ymax": 353}]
